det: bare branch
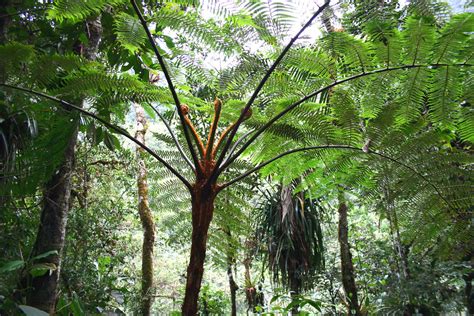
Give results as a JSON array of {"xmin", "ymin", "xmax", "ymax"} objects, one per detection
[
  {"xmin": 210, "ymin": 0, "xmax": 331, "ymax": 183},
  {"xmin": 130, "ymin": 0, "xmax": 201, "ymax": 175},
  {"xmin": 219, "ymin": 63, "xmax": 473, "ymax": 173},
  {"xmin": 0, "ymin": 83, "xmax": 193, "ymax": 191},
  {"xmin": 218, "ymin": 145, "xmax": 454, "ymax": 210}
]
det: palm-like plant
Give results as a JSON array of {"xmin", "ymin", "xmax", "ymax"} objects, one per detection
[
  {"xmin": 256, "ymin": 183, "xmax": 324, "ymax": 302},
  {"xmin": 1, "ymin": 0, "xmax": 472, "ymax": 314}
]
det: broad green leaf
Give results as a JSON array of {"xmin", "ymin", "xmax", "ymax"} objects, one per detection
[
  {"xmin": 71, "ymin": 293, "xmax": 86, "ymax": 316},
  {"xmin": 29, "ymin": 263, "xmax": 57, "ymax": 277},
  {"xmin": 32, "ymin": 250, "xmax": 58, "ymax": 260},
  {"xmin": 0, "ymin": 260, "xmax": 24, "ymax": 273}
]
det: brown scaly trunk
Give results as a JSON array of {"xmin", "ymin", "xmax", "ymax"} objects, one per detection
[
  {"xmin": 338, "ymin": 201, "xmax": 361, "ymax": 316},
  {"xmin": 134, "ymin": 103, "xmax": 156, "ymax": 316},
  {"xmin": 25, "ymin": 16, "xmax": 102, "ymax": 313},
  {"xmin": 182, "ymin": 183, "xmax": 216, "ymax": 315}
]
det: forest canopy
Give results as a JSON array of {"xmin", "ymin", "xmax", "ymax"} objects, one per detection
[{"xmin": 0, "ymin": 0, "xmax": 473, "ymax": 315}]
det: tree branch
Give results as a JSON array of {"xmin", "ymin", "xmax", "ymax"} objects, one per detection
[
  {"xmin": 218, "ymin": 145, "xmax": 454, "ymax": 210},
  {"xmin": 0, "ymin": 83, "xmax": 193, "ymax": 191},
  {"xmin": 146, "ymin": 103, "xmax": 195, "ymax": 171},
  {"xmin": 219, "ymin": 63, "xmax": 473, "ymax": 173},
  {"xmin": 210, "ymin": 0, "xmax": 331, "ymax": 183},
  {"xmin": 130, "ymin": 0, "xmax": 202, "ymax": 176}
]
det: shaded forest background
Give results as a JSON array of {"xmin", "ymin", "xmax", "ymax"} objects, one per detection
[{"xmin": 0, "ymin": 0, "xmax": 473, "ymax": 315}]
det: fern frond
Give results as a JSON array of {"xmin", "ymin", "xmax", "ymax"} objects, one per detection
[
  {"xmin": 402, "ymin": 16, "xmax": 436, "ymax": 64},
  {"xmin": 433, "ymin": 13, "xmax": 474, "ymax": 64},
  {"xmin": 48, "ymin": 0, "xmax": 126, "ymax": 23},
  {"xmin": 428, "ymin": 66, "xmax": 461, "ymax": 129},
  {"xmin": 114, "ymin": 13, "xmax": 149, "ymax": 53}
]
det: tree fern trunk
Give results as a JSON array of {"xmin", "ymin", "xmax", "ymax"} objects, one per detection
[
  {"xmin": 182, "ymin": 185, "xmax": 216, "ymax": 315},
  {"xmin": 338, "ymin": 201, "xmax": 361, "ymax": 316},
  {"xmin": 25, "ymin": 16, "xmax": 102, "ymax": 313},
  {"xmin": 135, "ymin": 103, "xmax": 156, "ymax": 316}
]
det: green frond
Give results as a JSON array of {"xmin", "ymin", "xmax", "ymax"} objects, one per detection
[
  {"xmin": 395, "ymin": 67, "xmax": 431, "ymax": 125},
  {"xmin": 433, "ymin": 13, "xmax": 474, "ymax": 64},
  {"xmin": 365, "ymin": 23, "xmax": 402, "ymax": 68},
  {"xmin": 329, "ymin": 89, "xmax": 363, "ymax": 146},
  {"xmin": 48, "ymin": 0, "xmax": 126, "ymax": 23},
  {"xmin": 428, "ymin": 66, "xmax": 461, "ymax": 129},
  {"xmin": 321, "ymin": 31, "xmax": 374, "ymax": 74},
  {"xmin": 152, "ymin": 6, "xmax": 240, "ymax": 54},
  {"xmin": 458, "ymin": 106, "xmax": 474, "ymax": 143},
  {"xmin": 240, "ymin": 0, "xmax": 298, "ymax": 42},
  {"xmin": 113, "ymin": 13, "xmax": 149, "ymax": 54},
  {"xmin": 401, "ymin": 16, "xmax": 436, "ymax": 64}
]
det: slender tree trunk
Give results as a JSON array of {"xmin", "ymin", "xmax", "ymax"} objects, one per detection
[
  {"xmin": 224, "ymin": 227, "xmax": 238, "ymax": 316},
  {"xmin": 227, "ymin": 263, "xmax": 238, "ymax": 316},
  {"xmin": 338, "ymin": 201, "xmax": 361, "ymax": 316},
  {"xmin": 289, "ymin": 269, "xmax": 301, "ymax": 315},
  {"xmin": 134, "ymin": 103, "xmax": 156, "ymax": 315},
  {"xmin": 25, "ymin": 16, "xmax": 102, "ymax": 313},
  {"xmin": 182, "ymin": 184, "xmax": 216, "ymax": 315}
]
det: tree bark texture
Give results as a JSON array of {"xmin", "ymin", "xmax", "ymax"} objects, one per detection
[
  {"xmin": 135, "ymin": 103, "xmax": 156, "ymax": 316},
  {"xmin": 0, "ymin": 0, "xmax": 12, "ymax": 44},
  {"xmin": 26, "ymin": 129, "xmax": 77, "ymax": 313},
  {"xmin": 338, "ymin": 202, "xmax": 361, "ymax": 316},
  {"xmin": 181, "ymin": 184, "xmax": 216, "ymax": 315},
  {"xmin": 227, "ymin": 263, "xmax": 238, "ymax": 316},
  {"xmin": 25, "ymin": 16, "xmax": 102, "ymax": 313},
  {"xmin": 223, "ymin": 226, "xmax": 238, "ymax": 316}
]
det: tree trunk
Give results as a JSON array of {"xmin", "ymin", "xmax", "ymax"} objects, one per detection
[
  {"xmin": 26, "ymin": 130, "xmax": 77, "ymax": 313},
  {"xmin": 0, "ymin": 0, "xmax": 11, "ymax": 44},
  {"xmin": 223, "ymin": 226, "xmax": 238, "ymax": 316},
  {"xmin": 134, "ymin": 103, "xmax": 156, "ymax": 316},
  {"xmin": 25, "ymin": 16, "xmax": 102, "ymax": 313},
  {"xmin": 464, "ymin": 271, "xmax": 474, "ymax": 315},
  {"xmin": 227, "ymin": 263, "xmax": 238, "ymax": 316},
  {"xmin": 338, "ymin": 201, "xmax": 361, "ymax": 316},
  {"xmin": 182, "ymin": 184, "xmax": 216, "ymax": 315}
]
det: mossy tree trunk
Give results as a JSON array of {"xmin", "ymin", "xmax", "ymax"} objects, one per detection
[
  {"xmin": 25, "ymin": 16, "xmax": 102, "ymax": 313},
  {"xmin": 134, "ymin": 103, "xmax": 156, "ymax": 315}
]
